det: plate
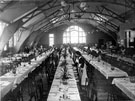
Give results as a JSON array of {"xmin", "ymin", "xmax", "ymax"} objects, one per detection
[
  {"xmin": 68, "ymin": 88, "xmax": 78, "ymax": 93},
  {"xmin": 69, "ymin": 94, "xmax": 80, "ymax": 100},
  {"xmin": 50, "ymin": 87, "xmax": 59, "ymax": 93},
  {"xmin": 1, "ymin": 81, "xmax": 10, "ymax": 86}
]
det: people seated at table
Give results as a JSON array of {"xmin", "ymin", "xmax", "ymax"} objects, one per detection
[
  {"xmin": 75, "ymin": 51, "xmax": 84, "ymax": 69},
  {"xmin": 24, "ymin": 46, "xmax": 30, "ymax": 53},
  {"xmin": 1, "ymin": 44, "xmax": 135, "ymax": 101},
  {"xmin": 0, "ymin": 45, "xmax": 50, "ymax": 76}
]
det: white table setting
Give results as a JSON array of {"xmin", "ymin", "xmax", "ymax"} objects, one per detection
[
  {"xmin": 112, "ymin": 77, "xmax": 135, "ymax": 100},
  {"xmin": 47, "ymin": 55, "xmax": 81, "ymax": 101},
  {"xmin": 0, "ymin": 50, "xmax": 53, "ymax": 99}
]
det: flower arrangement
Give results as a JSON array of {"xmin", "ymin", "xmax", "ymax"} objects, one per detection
[{"xmin": 59, "ymin": 60, "xmax": 71, "ymax": 85}]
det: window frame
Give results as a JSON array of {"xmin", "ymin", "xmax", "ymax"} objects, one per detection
[
  {"xmin": 63, "ymin": 25, "xmax": 86, "ymax": 44},
  {"xmin": 49, "ymin": 34, "xmax": 54, "ymax": 46}
]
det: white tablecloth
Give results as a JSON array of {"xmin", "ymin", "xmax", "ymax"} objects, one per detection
[
  {"xmin": 83, "ymin": 54, "xmax": 128, "ymax": 79},
  {"xmin": 112, "ymin": 78, "xmax": 135, "ymax": 100},
  {"xmin": 47, "ymin": 55, "xmax": 81, "ymax": 101},
  {"xmin": 0, "ymin": 81, "xmax": 13, "ymax": 99},
  {"xmin": 106, "ymin": 53, "xmax": 135, "ymax": 65},
  {"xmin": 0, "ymin": 51, "xmax": 52, "ymax": 99}
]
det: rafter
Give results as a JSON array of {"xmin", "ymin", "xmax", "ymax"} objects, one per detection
[
  {"xmin": 94, "ymin": 13, "xmax": 119, "ymax": 32},
  {"xmin": 22, "ymin": 3, "xmax": 61, "ymax": 24},
  {"xmin": 32, "ymin": 6, "xmax": 70, "ymax": 31},
  {"xmin": 33, "ymin": 10, "xmax": 120, "ymax": 34},
  {"xmin": 38, "ymin": 14, "xmax": 117, "ymax": 35},
  {"xmin": 46, "ymin": 0, "xmax": 57, "ymax": 8},
  {"xmin": 42, "ymin": 19, "xmax": 68, "ymax": 32},
  {"xmin": 69, "ymin": 0, "xmax": 135, "ymax": 9},
  {"xmin": 95, "ymin": 20, "xmax": 118, "ymax": 36},
  {"xmin": 0, "ymin": 1, "xmax": 17, "ymax": 12},
  {"xmin": 9, "ymin": 0, "xmax": 133, "ymax": 35},
  {"xmin": 97, "ymin": 5, "xmax": 125, "ymax": 23},
  {"xmin": 40, "ymin": 15, "xmax": 66, "ymax": 30},
  {"xmin": 11, "ymin": 0, "xmax": 132, "ymax": 29},
  {"xmin": 125, "ymin": 0, "xmax": 135, "ymax": 8},
  {"xmin": 12, "ymin": 0, "xmax": 58, "ymax": 24},
  {"xmin": 40, "ymin": 17, "xmax": 117, "ymax": 42},
  {"xmin": 35, "ymin": 9, "xmax": 63, "ymax": 30}
]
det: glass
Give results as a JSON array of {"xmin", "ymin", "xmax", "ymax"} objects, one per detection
[
  {"xmin": 66, "ymin": 37, "xmax": 70, "ymax": 43},
  {"xmin": 49, "ymin": 37, "xmax": 54, "ymax": 46},
  {"xmin": 49, "ymin": 34, "xmax": 54, "ymax": 37},
  {"xmin": 71, "ymin": 36, "xmax": 78, "ymax": 43},
  {"xmin": 63, "ymin": 37, "xmax": 66, "ymax": 43},
  {"xmin": 63, "ymin": 26, "xmax": 86, "ymax": 44},
  {"xmin": 9, "ymin": 37, "xmax": 13, "ymax": 47},
  {"xmin": 71, "ymin": 31, "xmax": 78, "ymax": 37},
  {"xmin": 0, "ymin": 21, "xmax": 8, "ymax": 38},
  {"xmin": 13, "ymin": 32, "xmax": 20, "ymax": 46},
  {"xmin": 3, "ymin": 45, "xmax": 7, "ymax": 51},
  {"xmin": 79, "ymin": 27, "xmax": 83, "ymax": 31}
]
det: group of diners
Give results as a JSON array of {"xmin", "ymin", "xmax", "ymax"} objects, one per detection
[
  {"xmin": 0, "ymin": 45, "xmax": 50, "ymax": 76},
  {"xmin": 0, "ymin": 46, "xmax": 55, "ymax": 101},
  {"xmin": 1, "ymin": 44, "xmax": 135, "ymax": 101},
  {"xmin": 74, "ymin": 45, "xmax": 135, "ymax": 101}
]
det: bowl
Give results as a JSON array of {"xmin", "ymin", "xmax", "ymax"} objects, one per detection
[
  {"xmin": 130, "ymin": 76, "xmax": 135, "ymax": 83},
  {"xmin": 111, "ymin": 67, "xmax": 115, "ymax": 70}
]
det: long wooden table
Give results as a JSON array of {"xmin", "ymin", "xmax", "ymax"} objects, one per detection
[
  {"xmin": 74, "ymin": 48, "xmax": 135, "ymax": 100},
  {"xmin": 112, "ymin": 78, "xmax": 135, "ymax": 100},
  {"xmin": 74, "ymin": 48, "xmax": 128, "ymax": 79},
  {"xmin": 47, "ymin": 55, "xmax": 81, "ymax": 101},
  {"xmin": 83, "ymin": 54, "xmax": 128, "ymax": 79},
  {"xmin": 106, "ymin": 53, "xmax": 135, "ymax": 65},
  {"xmin": 0, "ymin": 50, "xmax": 52, "ymax": 99}
]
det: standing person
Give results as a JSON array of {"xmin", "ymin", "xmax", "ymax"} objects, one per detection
[{"xmin": 75, "ymin": 51, "xmax": 84, "ymax": 79}]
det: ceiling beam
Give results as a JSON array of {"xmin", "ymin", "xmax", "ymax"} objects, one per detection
[
  {"xmin": 94, "ymin": 13, "xmax": 119, "ymax": 32},
  {"xmin": 12, "ymin": 0, "xmax": 55, "ymax": 24},
  {"xmin": 99, "ymin": 5, "xmax": 125, "ymax": 23},
  {"xmin": 33, "ymin": 6, "xmax": 70, "ymax": 31},
  {"xmin": 22, "ymin": 2, "xmax": 60, "ymax": 24},
  {"xmin": 68, "ymin": 0, "xmax": 135, "ymax": 9},
  {"xmin": 35, "ymin": 9, "xmax": 62, "ymax": 30},
  {"xmin": 0, "ymin": 1, "xmax": 18, "ymax": 12},
  {"xmin": 95, "ymin": 20, "xmax": 117, "ymax": 36},
  {"xmin": 12, "ymin": 1, "xmax": 130, "ymax": 29},
  {"xmin": 33, "ymin": 11, "xmax": 120, "ymax": 34},
  {"xmin": 38, "ymin": 13, "xmax": 117, "ymax": 35},
  {"xmin": 42, "ymin": 19, "xmax": 68, "ymax": 32}
]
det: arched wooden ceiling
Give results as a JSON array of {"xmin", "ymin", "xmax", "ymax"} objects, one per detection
[
  {"xmin": 0, "ymin": 0, "xmax": 134, "ymax": 32},
  {"xmin": 0, "ymin": 0, "xmax": 135, "ymax": 52}
]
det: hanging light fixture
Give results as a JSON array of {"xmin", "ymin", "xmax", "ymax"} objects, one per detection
[
  {"xmin": 61, "ymin": 0, "xmax": 67, "ymax": 6},
  {"xmin": 80, "ymin": 2, "xmax": 86, "ymax": 8},
  {"xmin": 71, "ymin": 9, "xmax": 76, "ymax": 13},
  {"xmin": 80, "ymin": 2, "xmax": 87, "ymax": 11}
]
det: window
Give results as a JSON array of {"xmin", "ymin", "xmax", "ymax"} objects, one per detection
[
  {"xmin": 49, "ymin": 34, "xmax": 54, "ymax": 46},
  {"xmin": 14, "ymin": 33, "xmax": 18, "ymax": 46},
  {"xmin": 13, "ymin": 30, "xmax": 21, "ymax": 46},
  {"xmin": 63, "ymin": 25, "xmax": 86, "ymax": 44},
  {"xmin": 0, "ymin": 21, "xmax": 8, "ymax": 38},
  {"xmin": 3, "ymin": 45, "xmax": 7, "ymax": 51},
  {"xmin": 9, "ymin": 37, "xmax": 13, "ymax": 47}
]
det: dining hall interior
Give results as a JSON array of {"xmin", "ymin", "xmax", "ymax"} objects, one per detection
[{"xmin": 0, "ymin": 0, "xmax": 135, "ymax": 101}]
